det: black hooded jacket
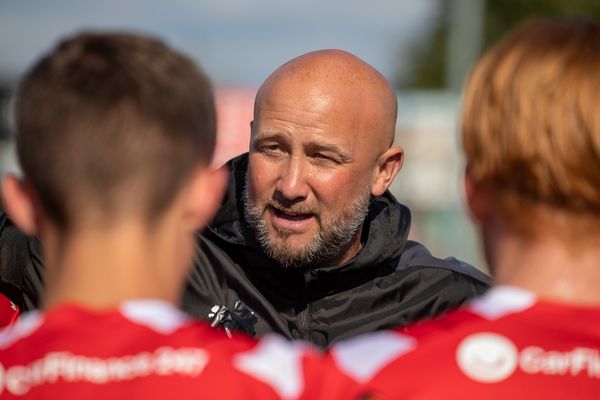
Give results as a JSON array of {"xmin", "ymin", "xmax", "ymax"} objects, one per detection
[
  {"xmin": 0, "ymin": 154, "xmax": 490, "ymax": 348},
  {"xmin": 183, "ymin": 154, "xmax": 490, "ymax": 347}
]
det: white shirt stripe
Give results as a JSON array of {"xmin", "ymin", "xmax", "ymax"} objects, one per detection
[
  {"xmin": 331, "ymin": 330, "xmax": 416, "ymax": 383},
  {"xmin": 234, "ymin": 334, "xmax": 311, "ymax": 400},
  {"xmin": 0, "ymin": 311, "xmax": 43, "ymax": 349},
  {"xmin": 468, "ymin": 285, "xmax": 536, "ymax": 320},
  {"xmin": 119, "ymin": 300, "xmax": 190, "ymax": 334}
]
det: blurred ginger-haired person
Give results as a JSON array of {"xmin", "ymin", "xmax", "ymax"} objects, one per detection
[{"xmin": 326, "ymin": 18, "xmax": 600, "ymax": 399}]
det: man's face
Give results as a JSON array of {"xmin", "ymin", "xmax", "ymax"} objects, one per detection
[{"xmin": 244, "ymin": 81, "xmax": 379, "ymax": 268}]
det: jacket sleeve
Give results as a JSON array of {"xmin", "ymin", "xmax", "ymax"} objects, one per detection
[{"xmin": 0, "ymin": 213, "xmax": 44, "ymax": 311}]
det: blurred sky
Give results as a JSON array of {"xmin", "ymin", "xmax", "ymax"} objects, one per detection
[{"xmin": 0, "ymin": 0, "xmax": 438, "ymax": 86}]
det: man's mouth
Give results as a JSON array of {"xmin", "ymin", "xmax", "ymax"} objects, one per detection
[
  {"xmin": 271, "ymin": 207, "xmax": 313, "ymax": 221},
  {"xmin": 268, "ymin": 205, "xmax": 316, "ymax": 232}
]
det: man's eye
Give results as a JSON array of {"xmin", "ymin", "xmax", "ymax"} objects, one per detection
[
  {"xmin": 261, "ymin": 144, "xmax": 282, "ymax": 153},
  {"xmin": 313, "ymin": 153, "xmax": 336, "ymax": 163}
]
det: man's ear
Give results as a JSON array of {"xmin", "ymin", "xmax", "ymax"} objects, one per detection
[
  {"xmin": 1, "ymin": 174, "xmax": 40, "ymax": 235},
  {"xmin": 248, "ymin": 121, "xmax": 255, "ymax": 149},
  {"xmin": 182, "ymin": 165, "xmax": 228, "ymax": 232},
  {"xmin": 371, "ymin": 146, "xmax": 404, "ymax": 197}
]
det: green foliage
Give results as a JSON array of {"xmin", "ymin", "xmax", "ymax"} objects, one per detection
[{"xmin": 398, "ymin": 0, "xmax": 600, "ymax": 89}]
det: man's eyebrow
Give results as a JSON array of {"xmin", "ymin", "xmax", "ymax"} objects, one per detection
[{"xmin": 252, "ymin": 131, "xmax": 288, "ymax": 143}]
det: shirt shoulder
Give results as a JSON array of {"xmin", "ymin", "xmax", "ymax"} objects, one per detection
[
  {"xmin": 334, "ymin": 286, "xmax": 600, "ymax": 399},
  {"xmin": 329, "ymin": 286, "xmax": 536, "ymax": 377},
  {"xmin": 0, "ymin": 302, "xmax": 320, "ymax": 399}
]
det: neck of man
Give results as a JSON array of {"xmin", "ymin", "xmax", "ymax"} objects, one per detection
[
  {"xmin": 41, "ymin": 219, "xmax": 189, "ymax": 311},
  {"xmin": 488, "ymin": 228, "xmax": 600, "ymax": 306},
  {"xmin": 328, "ymin": 228, "xmax": 364, "ymax": 267}
]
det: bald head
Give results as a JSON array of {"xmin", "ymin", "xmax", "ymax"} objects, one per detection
[{"xmin": 255, "ymin": 49, "xmax": 398, "ymax": 151}]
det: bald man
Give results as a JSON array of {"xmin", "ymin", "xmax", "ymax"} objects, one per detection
[{"xmin": 0, "ymin": 50, "xmax": 489, "ymax": 348}]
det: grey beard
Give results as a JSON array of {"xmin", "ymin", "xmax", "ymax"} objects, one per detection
[{"xmin": 242, "ymin": 185, "xmax": 370, "ymax": 268}]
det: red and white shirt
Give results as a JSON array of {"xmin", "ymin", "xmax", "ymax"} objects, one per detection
[
  {"xmin": 0, "ymin": 300, "xmax": 322, "ymax": 399},
  {"xmin": 329, "ymin": 285, "xmax": 600, "ymax": 399}
]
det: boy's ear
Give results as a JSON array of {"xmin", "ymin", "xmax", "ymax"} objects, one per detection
[
  {"xmin": 464, "ymin": 169, "xmax": 490, "ymax": 227},
  {"xmin": 182, "ymin": 165, "xmax": 228, "ymax": 232},
  {"xmin": 371, "ymin": 146, "xmax": 403, "ymax": 197},
  {"xmin": 1, "ymin": 174, "xmax": 40, "ymax": 235}
]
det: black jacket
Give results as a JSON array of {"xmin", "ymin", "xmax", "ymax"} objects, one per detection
[{"xmin": 0, "ymin": 154, "xmax": 490, "ymax": 348}]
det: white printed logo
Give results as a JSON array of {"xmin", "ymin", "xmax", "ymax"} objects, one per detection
[
  {"xmin": 456, "ymin": 333, "xmax": 518, "ymax": 383},
  {"xmin": 0, "ymin": 347, "xmax": 209, "ymax": 396}
]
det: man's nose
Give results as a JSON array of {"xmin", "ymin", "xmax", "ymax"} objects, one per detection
[{"xmin": 275, "ymin": 156, "xmax": 309, "ymax": 201}]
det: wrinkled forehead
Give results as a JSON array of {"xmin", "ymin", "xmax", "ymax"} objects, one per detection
[
  {"xmin": 257, "ymin": 75, "xmax": 354, "ymax": 115},
  {"xmin": 256, "ymin": 82, "xmax": 377, "ymax": 158}
]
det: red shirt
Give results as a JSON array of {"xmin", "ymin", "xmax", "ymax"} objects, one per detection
[
  {"xmin": 0, "ymin": 300, "xmax": 321, "ymax": 399},
  {"xmin": 328, "ymin": 286, "xmax": 600, "ymax": 399},
  {"xmin": 0, "ymin": 294, "xmax": 18, "ymax": 333}
]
